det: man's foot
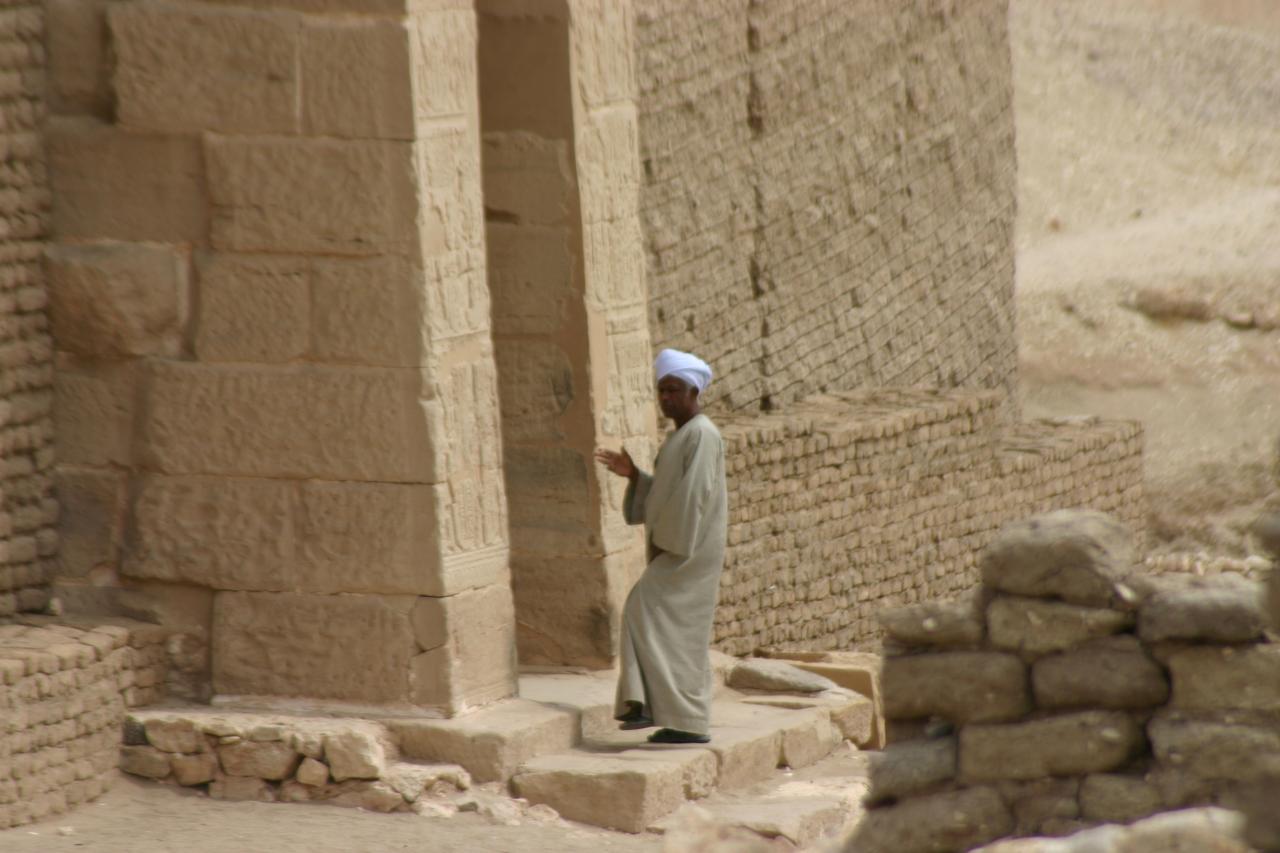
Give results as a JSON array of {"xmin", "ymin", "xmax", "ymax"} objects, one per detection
[
  {"xmin": 615, "ymin": 701, "xmax": 654, "ymax": 730},
  {"xmin": 647, "ymin": 728, "xmax": 710, "ymax": 744},
  {"xmin": 618, "ymin": 717, "xmax": 655, "ymax": 731}
]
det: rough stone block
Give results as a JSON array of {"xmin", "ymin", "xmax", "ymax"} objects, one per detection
[
  {"xmin": 47, "ymin": 0, "xmax": 112, "ymax": 117},
  {"xmin": 138, "ymin": 361, "xmax": 434, "ymax": 482},
  {"xmin": 211, "ymin": 591, "xmax": 416, "ymax": 703},
  {"xmin": 706, "ymin": 726, "xmax": 782, "ymax": 791},
  {"xmin": 728, "ymin": 658, "xmax": 834, "ymax": 693},
  {"xmin": 1165, "ymin": 644, "xmax": 1280, "ymax": 712},
  {"xmin": 110, "ymin": 2, "xmax": 299, "ymax": 134},
  {"xmin": 867, "ymin": 737, "xmax": 957, "ymax": 805},
  {"xmin": 998, "ymin": 777, "xmax": 1081, "ymax": 837},
  {"xmin": 194, "ymin": 254, "xmax": 309, "ymax": 363},
  {"xmin": 119, "ymin": 745, "xmax": 169, "ymax": 779},
  {"xmin": 959, "ymin": 711, "xmax": 1143, "ymax": 782},
  {"xmin": 296, "ymin": 756, "xmax": 329, "ymax": 787},
  {"xmin": 1079, "ymin": 773, "xmax": 1164, "ymax": 824},
  {"xmin": 980, "ymin": 510, "xmax": 1136, "ymax": 607},
  {"xmin": 310, "ymin": 257, "xmax": 424, "ymax": 367},
  {"xmin": 1032, "ymin": 637, "xmax": 1169, "ymax": 710},
  {"xmin": 410, "ymin": 583, "xmax": 516, "ymax": 711},
  {"xmin": 1149, "ymin": 714, "xmax": 1280, "ymax": 783},
  {"xmin": 854, "ymin": 786, "xmax": 1013, "ymax": 853},
  {"xmin": 777, "ymin": 710, "xmax": 839, "ymax": 770},
  {"xmin": 48, "ymin": 118, "xmax": 207, "ymax": 243},
  {"xmin": 512, "ymin": 752, "xmax": 684, "ymax": 834},
  {"xmin": 171, "ymin": 752, "xmax": 218, "ymax": 786},
  {"xmin": 324, "ymin": 729, "xmax": 388, "ymax": 782},
  {"xmin": 1138, "ymin": 574, "xmax": 1269, "ymax": 644},
  {"xmin": 55, "ymin": 467, "xmax": 124, "ymax": 579},
  {"xmin": 205, "ymin": 136, "xmax": 417, "ymax": 256},
  {"xmin": 882, "ymin": 652, "xmax": 1029, "ymax": 724},
  {"xmin": 219, "ymin": 740, "xmax": 301, "ymax": 781},
  {"xmin": 144, "ymin": 718, "xmax": 201, "ymax": 754},
  {"xmin": 46, "ymin": 242, "xmax": 184, "ymax": 358},
  {"xmin": 302, "ymin": 19, "xmax": 412, "ymax": 139},
  {"xmin": 987, "ymin": 595, "xmax": 1133, "ymax": 656},
  {"xmin": 880, "ymin": 597, "xmax": 985, "ymax": 648},
  {"xmin": 53, "ymin": 362, "xmax": 139, "ymax": 468}
]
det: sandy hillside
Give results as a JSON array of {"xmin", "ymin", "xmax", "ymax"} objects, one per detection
[{"xmin": 1012, "ymin": 0, "xmax": 1280, "ymax": 560}]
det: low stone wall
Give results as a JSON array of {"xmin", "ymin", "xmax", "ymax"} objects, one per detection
[
  {"xmin": 0, "ymin": 616, "xmax": 168, "ymax": 829},
  {"xmin": 853, "ymin": 509, "xmax": 1280, "ymax": 853},
  {"xmin": 713, "ymin": 391, "xmax": 1143, "ymax": 655}
]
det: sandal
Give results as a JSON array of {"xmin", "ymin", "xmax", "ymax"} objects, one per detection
[{"xmin": 647, "ymin": 728, "xmax": 710, "ymax": 744}]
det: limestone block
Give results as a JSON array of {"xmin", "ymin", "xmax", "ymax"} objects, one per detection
[
  {"xmin": 512, "ymin": 752, "xmax": 685, "ymax": 834},
  {"xmin": 1032, "ymin": 637, "xmax": 1169, "ymax": 710},
  {"xmin": 1079, "ymin": 773, "xmax": 1163, "ymax": 824},
  {"xmin": 1138, "ymin": 574, "xmax": 1268, "ymax": 644},
  {"xmin": 211, "ymin": 591, "xmax": 416, "ymax": 703},
  {"xmin": 728, "ymin": 659, "xmax": 835, "ymax": 693},
  {"xmin": 139, "ymin": 362, "xmax": 433, "ymax": 482},
  {"xmin": 46, "ymin": 243, "xmax": 184, "ymax": 358},
  {"xmin": 980, "ymin": 510, "xmax": 1136, "ymax": 607},
  {"xmin": 144, "ymin": 718, "xmax": 200, "ymax": 754},
  {"xmin": 407, "ymin": 7, "xmax": 478, "ymax": 120},
  {"xmin": 171, "ymin": 752, "xmax": 218, "ymax": 786},
  {"xmin": 480, "ymin": 136, "xmax": 573, "ymax": 231},
  {"xmin": 53, "ymin": 362, "xmax": 139, "ymax": 468},
  {"xmin": 193, "ymin": 254, "xmax": 309, "ymax": 363},
  {"xmin": 854, "ymin": 786, "xmax": 1012, "ymax": 853},
  {"xmin": 219, "ymin": 741, "xmax": 300, "ymax": 781},
  {"xmin": 388, "ymin": 698, "xmax": 576, "ymax": 783},
  {"xmin": 311, "ymin": 257, "xmax": 426, "ymax": 367},
  {"xmin": 47, "ymin": 0, "xmax": 112, "ymax": 117},
  {"xmin": 296, "ymin": 757, "xmax": 329, "ymax": 787},
  {"xmin": 48, "ymin": 118, "xmax": 207, "ymax": 243},
  {"xmin": 1149, "ymin": 714, "xmax": 1280, "ymax": 783},
  {"xmin": 493, "ymin": 338, "xmax": 576, "ymax": 445},
  {"xmin": 324, "ymin": 729, "xmax": 387, "ymax": 782},
  {"xmin": 880, "ymin": 597, "xmax": 985, "ymax": 648},
  {"xmin": 410, "ymin": 583, "xmax": 516, "ymax": 711},
  {"xmin": 998, "ymin": 778, "xmax": 1081, "ymax": 837},
  {"xmin": 302, "ymin": 19, "xmax": 412, "ymax": 139},
  {"xmin": 411, "ymin": 596, "xmax": 447, "ymax": 651},
  {"xmin": 987, "ymin": 596, "xmax": 1132, "ymax": 656},
  {"xmin": 382, "ymin": 761, "xmax": 469, "ymax": 801},
  {"xmin": 776, "ymin": 710, "xmax": 839, "ymax": 770},
  {"xmin": 209, "ymin": 776, "xmax": 274, "ymax": 802},
  {"xmin": 1165, "ymin": 645, "xmax": 1280, "ymax": 712},
  {"xmin": 326, "ymin": 779, "xmax": 405, "ymax": 812},
  {"xmin": 110, "ymin": 2, "xmax": 299, "ymax": 134},
  {"xmin": 119, "ymin": 745, "xmax": 169, "ymax": 779},
  {"xmin": 959, "ymin": 711, "xmax": 1143, "ymax": 783},
  {"xmin": 54, "ymin": 467, "xmax": 124, "ymax": 579},
  {"xmin": 882, "ymin": 652, "xmax": 1029, "ymax": 723},
  {"xmin": 867, "ymin": 737, "xmax": 957, "ymax": 805},
  {"xmin": 707, "ymin": 726, "xmax": 782, "ymax": 791},
  {"xmin": 205, "ymin": 136, "xmax": 417, "ymax": 256}
]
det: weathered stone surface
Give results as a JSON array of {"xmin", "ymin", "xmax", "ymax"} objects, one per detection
[
  {"xmin": 171, "ymin": 752, "xmax": 218, "ymax": 786},
  {"xmin": 980, "ymin": 510, "xmax": 1136, "ymax": 607},
  {"xmin": 987, "ymin": 596, "xmax": 1132, "ymax": 656},
  {"xmin": 959, "ymin": 711, "xmax": 1143, "ymax": 782},
  {"xmin": 883, "ymin": 652, "xmax": 1029, "ymax": 723},
  {"xmin": 867, "ymin": 737, "xmax": 957, "ymax": 804},
  {"xmin": 302, "ymin": 19, "xmax": 412, "ymax": 139},
  {"xmin": 139, "ymin": 362, "xmax": 434, "ymax": 482},
  {"xmin": 48, "ymin": 117, "xmax": 207, "ymax": 243},
  {"xmin": 1079, "ymin": 773, "xmax": 1163, "ymax": 824},
  {"xmin": 55, "ymin": 467, "xmax": 124, "ymax": 580},
  {"xmin": 205, "ymin": 136, "xmax": 418, "ymax": 255},
  {"xmin": 1165, "ymin": 644, "xmax": 1280, "ymax": 712},
  {"xmin": 326, "ymin": 779, "xmax": 405, "ymax": 812},
  {"xmin": 47, "ymin": 243, "xmax": 184, "ymax": 358},
  {"xmin": 194, "ymin": 254, "xmax": 309, "ymax": 363},
  {"xmin": 706, "ymin": 726, "xmax": 783, "ymax": 791},
  {"xmin": 881, "ymin": 598, "xmax": 985, "ymax": 648},
  {"xmin": 778, "ymin": 709, "xmax": 838, "ymax": 770},
  {"xmin": 1149, "ymin": 714, "xmax": 1280, "ymax": 782},
  {"xmin": 144, "ymin": 717, "xmax": 201, "ymax": 754},
  {"xmin": 119, "ymin": 745, "xmax": 170, "ymax": 779},
  {"xmin": 54, "ymin": 362, "xmax": 139, "ymax": 468},
  {"xmin": 1254, "ymin": 512, "xmax": 1280, "ymax": 560},
  {"xmin": 855, "ymin": 786, "xmax": 1013, "ymax": 853},
  {"xmin": 998, "ymin": 778, "xmax": 1080, "ymax": 837},
  {"xmin": 47, "ymin": 0, "xmax": 112, "ymax": 117},
  {"xmin": 728, "ymin": 658, "xmax": 835, "ymax": 694},
  {"xmin": 218, "ymin": 740, "xmax": 300, "ymax": 781},
  {"xmin": 110, "ymin": 2, "xmax": 299, "ymax": 134},
  {"xmin": 209, "ymin": 776, "xmax": 274, "ymax": 802},
  {"xmin": 410, "ymin": 583, "xmax": 517, "ymax": 711},
  {"xmin": 512, "ymin": 752, "xmax": 684, "ymax": 834},
  {"xmin": 382, "ymin": 761, "xmax": 469, "ymax": 801},
  {"xmin": 295, "ymin": 757, "xmax": 329, "ymax": 787},
  {"xmin": 1032, "ymin": 637, "xmax": 1169, "ymax": 710},
  {"xmin": 211, "ymin": 591, "xmax": 416, "ymax": 703},
  {"xmin": 1138, "ymin": 574, "xmax": 1268, "ymax": 643},
  {"xmin": 310, "ymin": 257, "xmax": 424, "ymax": 367},
  {"xmin": 324, "ymin": 729, "xmax": 387, "ymax": 782}
]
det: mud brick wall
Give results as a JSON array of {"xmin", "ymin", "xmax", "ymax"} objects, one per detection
[
  {"xmin": 855, "ymin": 511, "xmax": 1280, "ymax": 853},
  {"xmin": 0, "ymin": 617, "xmax": 168, "ymax": 829},
  {"xmin": 712, "ymin": 392, "xmax": 1143, "ymax": 655},
  {"xmin": 634, "ymin": 0, "xmax": 1018, "ymax": 413},
  {"xmin": 0, "ymin": 3, "xmax": 55, "ymax": 617}
]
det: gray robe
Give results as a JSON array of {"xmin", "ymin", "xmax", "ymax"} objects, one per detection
[{"xmin": 616, "ymin": 414, "xmax": 728, "ymax": 735}]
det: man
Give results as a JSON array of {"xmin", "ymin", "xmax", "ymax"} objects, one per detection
[{"xmin": 594, "ymin": 348, "xmax": 728, "ymax": 744}]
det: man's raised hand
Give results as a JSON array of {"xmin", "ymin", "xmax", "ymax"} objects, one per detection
[{"xmin": 594, "ymin": 447, "xmax": 638, "ymax": 480}]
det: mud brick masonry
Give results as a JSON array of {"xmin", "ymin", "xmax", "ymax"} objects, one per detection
[{"xmin": 0, "ymin": 0, "xmax": 1162, "ymax": 829}]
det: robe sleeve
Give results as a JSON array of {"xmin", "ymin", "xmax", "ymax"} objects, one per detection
[
  {"xmin": 623, "ymin": 471, "xmax": 653, "ymax": 526},
  {"xmin": 649, "ymin": 427, "xmax": 718, "ymax": 558}
]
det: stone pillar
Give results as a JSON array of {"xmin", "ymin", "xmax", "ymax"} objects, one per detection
[
  {"xmin": 478, "ymin": 0, "xmax": 655, "ymax": 668},
  {"xmin": 45, "ymin": 0, "xmax": 514, "ymax": 714}
]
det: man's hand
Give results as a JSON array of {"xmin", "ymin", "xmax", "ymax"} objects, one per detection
[{"xmin": 595, "ymin": 447, "xmax": 638, "ymax": 480}]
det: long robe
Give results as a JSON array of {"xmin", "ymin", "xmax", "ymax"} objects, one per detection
[{"xmin": 615, "ymin": 413, "xmax": 728, "ymax": 735}]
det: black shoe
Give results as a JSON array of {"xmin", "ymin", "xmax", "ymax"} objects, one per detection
[
  {"xmin": 615, "ymin": 701, "xmax": 653, "ymax": 730},
  {"xmin": 618, "ymin": 717, "xmax": 655, "ymax": 731},
  {"xmin": 647, "ymin": 728, "xmax": 710, "ymax": 744}
]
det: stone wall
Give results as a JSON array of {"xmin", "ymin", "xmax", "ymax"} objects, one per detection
[
  {"xmin": 0, "ymin": 2, "xmax": 55, "ymax": 617},
  {"xmin": 853, "ymin": 510, "xmax": 1280, "ymax": 853},
  {"xmin": 44, "ymin": 0, "xmax": 516, "ymax": 714},
  {"xmin": 634, "ymin": 0, "xmax": 1018, "ymax": 414},
  {"xmin": 0, "ymin": 616, "xmax": 169, "ymax": 829},
  {"xmin": 713, "ymin": 392, "xmax": 1143, "ymax": 655}
]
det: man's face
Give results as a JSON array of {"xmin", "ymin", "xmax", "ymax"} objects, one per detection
[{"xmin": 657, "ymin": 376, "xmax": 699, "ymax": 421}]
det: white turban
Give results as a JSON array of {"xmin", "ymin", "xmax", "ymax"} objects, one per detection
[{"xmin": 654, "ymin": 348, "xmax": 713, "ymax": 393}]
